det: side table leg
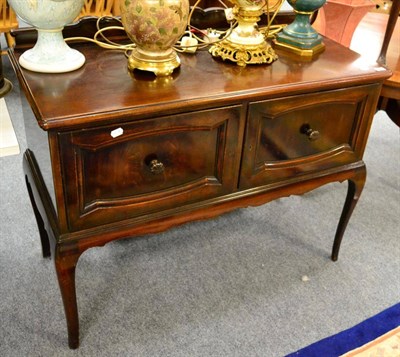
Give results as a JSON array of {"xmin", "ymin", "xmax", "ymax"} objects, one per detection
[
  {"xmin": 55, "ymin": 246, "xmax": 81, "ymax": 349},
  {"xmin": 331, "ymin": 165, "xmax": 366, "ymax": 261},
  {"xmin": 25, "ymin": 176, "xmax": 51, "ymax": 258}
]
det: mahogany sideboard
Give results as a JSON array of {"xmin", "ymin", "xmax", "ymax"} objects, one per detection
[{"xmin": 9, "ymin": 27, "xmax": 391, "ymax": 348}]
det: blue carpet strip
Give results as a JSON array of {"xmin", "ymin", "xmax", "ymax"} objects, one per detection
[{"xmin": 286, "ymin": 302, "xmax": 400, "ymax": 357}]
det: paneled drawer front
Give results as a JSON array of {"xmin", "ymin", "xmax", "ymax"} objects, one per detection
[
  {"xmin": 59, "ymin": 106, "xmax": 242, "ymax": 231},
  {"xmin": 239, "ymin": 85, "xmax": 377, "ymax": 189}
]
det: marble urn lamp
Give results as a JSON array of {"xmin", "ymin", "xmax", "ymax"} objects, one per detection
[{"xmin": 8, "ymin": 0, "xmax": 86, "ymax": 73}]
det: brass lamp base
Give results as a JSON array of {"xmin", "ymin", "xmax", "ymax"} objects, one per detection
[
  {"xmin": 273, "ymin": 39, "xmax": 325, "ymax": 58},
  {"xmin": 209, "ymin": 40, "xmax": 278, "ymax": 67},
  {"xmin": 128, "ymin": 48, "xmax": 181, "ymax": 76}
]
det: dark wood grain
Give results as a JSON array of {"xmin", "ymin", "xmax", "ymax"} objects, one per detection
[
  {"xmin": 239, "ymin": 84, "xmax": 380, "ymax": 189},
  {"xmin": 351, "ymin": 10, "xmax": 400, "ymax": 124},
  {"xmin": 10, "ymin": 38, "xmax": 388, "ymax": 131},
  {"xmin": 378, "ymin": 0, "xmax": 400, "ymax": 125},
  {"xmin": 11, "ymin": 17, "xmax": 391, "ymax": 349},
  {"xmin": 60, "ymin": 106, "xmax": 244, "ymax": 231}
]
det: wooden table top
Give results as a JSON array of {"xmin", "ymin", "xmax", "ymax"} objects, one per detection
[
  {"xmin": 10, "ymin": 29, "xmax": 391, "ymax": 131},
  {"xmin": 350, "ymin": 11, "xmax": 400, "ymax": 88}
]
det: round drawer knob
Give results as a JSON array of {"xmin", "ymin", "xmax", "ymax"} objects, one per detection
[
  {"xmin": 300, "ymin": 124, "xmax": 320, "ymax": 141},
  {"xmin": 307, "ymin": 129, "xmax": 320, "ymax": 141},
  {"xmin": 149, "ymin": 159, "xmax": 165, "ymax": 174}
]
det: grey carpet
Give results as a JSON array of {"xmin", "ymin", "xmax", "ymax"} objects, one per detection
[{"xmin": 0, "ymin": 53, "xmax": 399, "ymax": 357}]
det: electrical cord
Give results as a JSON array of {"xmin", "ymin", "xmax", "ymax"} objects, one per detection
[
  {"xmin": 64, "ymin": 0, "xmax": 285, "ymax": 54},
  {"xmin": 178, "ymin": 0, "xmax": 237, "ymax": 49},
  {"xmin": 260, "ymin": 0, "xmax": 285, "ymax": 38},
  {"xmin": 64, "ymin": 17, "xmax": 136, "ymax": 51}
]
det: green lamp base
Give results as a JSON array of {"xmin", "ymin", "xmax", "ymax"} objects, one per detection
[{"xmin": 273, "ymin": 0, "xmax": 326, "ymax": 57}]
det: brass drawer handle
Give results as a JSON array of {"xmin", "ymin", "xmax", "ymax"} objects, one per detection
[
  {"xmin": 300, "ymin": 124, "xmax": 320, "ymax": 141},
  {"xmin": 148, "ymin": 159, "xmax": 165, "ymax": 174}
]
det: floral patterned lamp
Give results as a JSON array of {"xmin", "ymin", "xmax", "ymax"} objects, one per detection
[
  {"xmin": 120, "ymin": 0, "xmax": 189, "ymax": 76},
  {"xmin": 7, "ymin": 0, "xmax": 85, "ymax": 73}
]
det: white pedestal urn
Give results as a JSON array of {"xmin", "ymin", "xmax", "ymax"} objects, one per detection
[
  {"xmin": 120, "ymin": 0, "xmax": 189, "ymax": 76},
  {"xmin": 8, "ymin": 0, "xmax": 85, "ymax": 73}
]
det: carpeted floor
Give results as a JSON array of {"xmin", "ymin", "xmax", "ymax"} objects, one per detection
[{"xmin": 0, "ymin": 53, "xmax": 399, "ymax": 356}]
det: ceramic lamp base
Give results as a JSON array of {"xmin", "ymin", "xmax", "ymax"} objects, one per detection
[
  {"xmin": 127, "ymin": 48, "xmax": 181, "ymax": 77},
  {"xmin": 273, "ymin": 0, "xmax": 326, "ymax": 58},
  {"xmin": 20, "ymin": 47, "xmax": 85, "ymax": 73},
  {"xmin": 19, "ymin": 29, "xmax": 85, "ymax": 73},
  {"xmin": 210, "ymin": 40, "xmax": 278, "ymax": 67}
]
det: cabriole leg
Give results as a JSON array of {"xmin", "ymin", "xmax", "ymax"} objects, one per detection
[
  {"xmin": 331, "ymin": 166, "xmax": 366, "ymax": 261},
  {"xmin": 25, "ymin": 176, "xmax": 51, "ymax": 258},
  {"xmin": 55, "ymin": 245, "xmax": 81, "ymax": 349}
]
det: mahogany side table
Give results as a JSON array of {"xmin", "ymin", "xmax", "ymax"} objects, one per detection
[{"xmin": 9, "ymin": 24, "xmax": 391, "ymax": 348}]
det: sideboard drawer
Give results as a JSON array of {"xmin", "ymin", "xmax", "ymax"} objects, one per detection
[
  {"xmin": 59, "ymin": 106, "xmax": 242, "ymax": 231},
  {"xmin": 239, "ymin": 86, "xmax": 377, "ymax": 189}
]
